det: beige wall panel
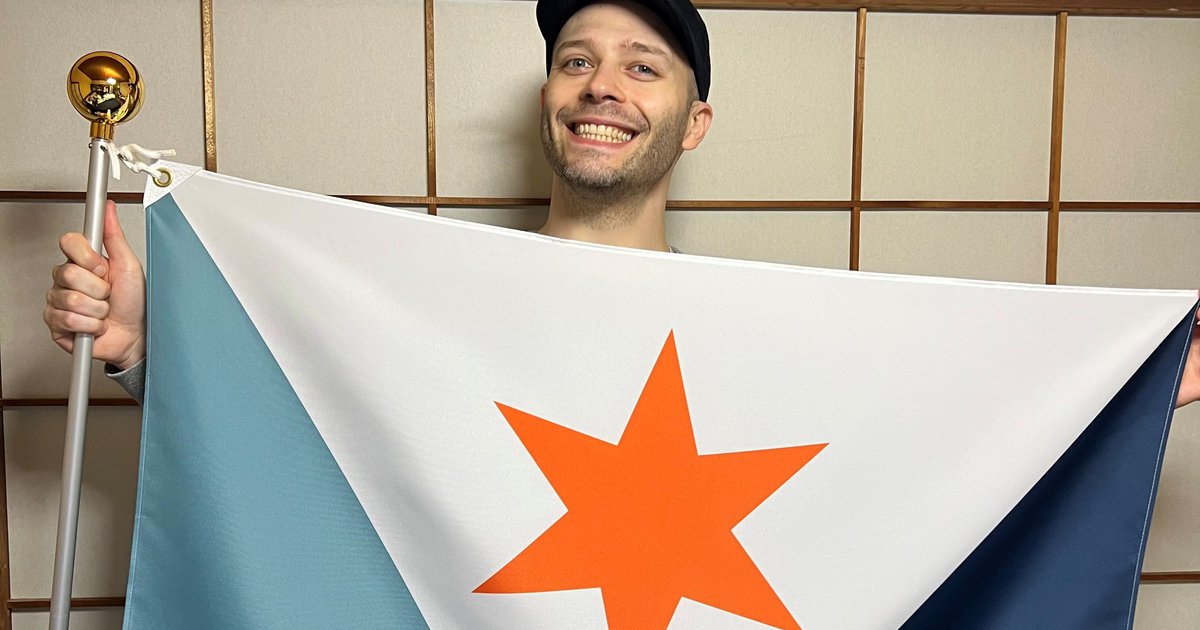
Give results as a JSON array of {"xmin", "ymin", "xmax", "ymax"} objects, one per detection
[
  {"xmin": 666, "ymin": 210, "xmax": 849, "ymax": 268},
  {"xmin": 12, "ymin": 609, "xmax": 125, "ymax": 630},
  {"xmin": 1134, "ymin": 584, "xmax": 1200, "ymax": 629},
  {"xmin": 862, "ymin": 14, "xmax": 1055, "ymax": 201},
  {"xmin": 1059, "ymin": 211, "xmax": 1200, "ymax": 569},
  {"xmin": 406, "ymin": 208, "xmax": 848, "ymax": 268},
  {"xmin": 5, "ymin": 407, "xmax": 141, "ymax": 598},
  {"xmin": 435, "ymin": 0, "xmax": 550, "ymax": 198},
  {"xmin": 437, "ymin": 206, "xmax": 549, "ymax": 231},
  {"xmin": 667, "ymin": 10, "xmax": 855, "ymax": 201},
  {"xmin": 859, "ymin": 211, "xmax": 1047, "ymax": 283},
  {"xmin": 1, "ymin": 203, "xmax": 147, "ymax": 398},
  {"xmin": 1058, "ymin": 213, "xmax": 1200, "ymax": 290},
  {"xmin": 1062, "ymin": 18, "xmax": 1200, "ymax": 202},
  {"xmin": 0, "ymin": 1, "xmax": 204, "ymax": 191},
  {"xmin": 214, "ymin": 0, "xmax": 426, "ymax": 196}
]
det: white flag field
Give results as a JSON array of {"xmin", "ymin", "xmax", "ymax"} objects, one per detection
[{"xmin": 122, "ymin": 162, "xmax": 1195, "ymax": 630}]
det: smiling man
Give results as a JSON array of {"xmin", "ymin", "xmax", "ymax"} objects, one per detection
[
  {"xmin": 33, "ymin": 2, "xmax": 1200, "ymax": 627},
  {"xmin": 41, "ymin": 0, "xmax": 718, "ymax": 400},
  {"xmin": 42, "ymin": 4, "xmax": 1200, "ymax": 408},
  {"xmin": 534, "ymin": 0, "xmax": 714, "ymax": 251}
]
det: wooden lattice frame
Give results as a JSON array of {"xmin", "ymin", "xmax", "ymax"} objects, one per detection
[{"xmin": 2, "ymin": 1, "xmax": 1199, "ymax": 626}]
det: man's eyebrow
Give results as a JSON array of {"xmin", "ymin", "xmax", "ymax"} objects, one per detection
[
  {"xmin": 554, "ymin": 38, "xmax": 592, "ymax": 56},
  {"xmin": 553, "ymin": 38, "xmax": 674, "ymax": 62},
  {"xmin": 625, "ymin": 41, "xmax": 671, "ymax": 60}
]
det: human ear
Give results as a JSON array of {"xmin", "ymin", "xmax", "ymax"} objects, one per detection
[{"xmin": 681, "ymin": 101, "xmax": 713, "ymax": 151}]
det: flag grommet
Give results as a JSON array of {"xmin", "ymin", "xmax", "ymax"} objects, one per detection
[{"xmin": 152, "ymin": 167, "xmax": 172, "ymax": 188}]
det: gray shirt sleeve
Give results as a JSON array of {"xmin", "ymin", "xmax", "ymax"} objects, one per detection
[{"xmin": 105, "ymin": 359, "xmax": 146, "ymax": 405}]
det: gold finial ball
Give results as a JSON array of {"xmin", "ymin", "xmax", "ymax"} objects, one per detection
[{"xmin": 67, "ymin": 51, "xmax": 143, "ymax": 140}]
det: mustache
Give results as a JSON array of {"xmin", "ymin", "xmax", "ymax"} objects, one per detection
[{"xmin": 556, "ymin": 105, "xmax": 646, "ymax": 133}]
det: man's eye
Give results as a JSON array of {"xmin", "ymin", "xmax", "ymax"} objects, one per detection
[
  {"xmin": 564, "ymin": 58, "xmax": 591, "ymax": 70},
  {"xmin": 632, "ymin": 64, "xmax": 658, "ymax": 77}
]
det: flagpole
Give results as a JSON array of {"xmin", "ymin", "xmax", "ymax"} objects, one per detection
[{"xmin": 51, "ymin": 52, "xmax": 143, "ymax": 630}]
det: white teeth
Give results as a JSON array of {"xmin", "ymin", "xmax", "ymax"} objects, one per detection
[{"xmin": 573, "ymin": 123, "xmax": 633, "ymax": 143}]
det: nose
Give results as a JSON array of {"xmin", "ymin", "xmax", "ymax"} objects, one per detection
[{"xmin": 582, "ymin": 62, "xmax": 624, "ymax": 104}]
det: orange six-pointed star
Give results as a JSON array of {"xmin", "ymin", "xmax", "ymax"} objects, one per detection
[{"xmin": 476, "ymin": 332, "xmax": 826, "ymax": 630}]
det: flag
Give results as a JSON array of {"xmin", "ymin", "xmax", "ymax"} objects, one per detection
[{"xmin": 123, "ymin": 161, "xmax": 1195, "ymax": 630}]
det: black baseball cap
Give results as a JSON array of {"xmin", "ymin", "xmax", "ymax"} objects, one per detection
[{"xmin": 536, "ymin": 0, "xmax": 711, "ymax": 102}]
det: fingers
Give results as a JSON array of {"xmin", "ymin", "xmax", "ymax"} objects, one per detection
[
  {"xmin": 43, "ymin": 302, "xmax": 109, "ymax": 338},
  {"xmin": 58, "ymin": 231, "xmax": 106, "ymax": 277},
  {"xmin": 52, "ymin": 333, "xmax": 74, "ymax": 355},
  {"xmin": 52, "ymin": 262, "xmax": 111, "ymax": 300},
  {"xmin": 45, "ymin": 198, "xmax": 144, "ymax": 365},
  {"xmin": 58, "ymin": 201, "xmax": 141, "ymax": 278},
  {"xmin": 102, "ymin": 201, "xmax": 138, "ymax": 267},
  {"xmin": 46, "ymin": 286, "xmax": 110, "ymax": 319}
]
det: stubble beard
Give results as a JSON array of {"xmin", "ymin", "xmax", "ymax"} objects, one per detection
[{"xmin": 541, "ymin": 104, "xmax": 689, "ymax": 226}]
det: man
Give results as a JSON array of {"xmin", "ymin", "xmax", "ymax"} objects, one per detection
[
  {"xmin": 534, "ymin": 0, "xmax": 712, "ymax": 251},
  {"xmin": 42, "ymin": 0, "xmax": 1200, "ymax": 407}
]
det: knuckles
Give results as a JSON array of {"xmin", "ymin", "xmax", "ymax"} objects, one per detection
[
  {"xmin": 63, "ymin": 291, "xmax": 82, "ymax": 311},
  {"xmin": 53, "ymin": 263, "xmax": 76, "ymax": 286},
  {"xmin": 61, "ymin": 311, "xmax": 101, "ymax": 334},
  {"xmin": 48, "ymin": 288, "xmax": 109, "ymax": 319},
  {"xmin": 52, "ymin": 263, "xmax": 110, "ymax": 298},
  {"xmin": 48, "ymin": 229, "xmax": 130, "ymax": 348}
]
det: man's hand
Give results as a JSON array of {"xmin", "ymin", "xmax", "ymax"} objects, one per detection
[
  {"xmin": 43, "ymin": 200, "xmax": 147, "ymax": 370},
  {"xmin": 1178, "ymin": 313, "xmax": 1200, "ymax": 408}
]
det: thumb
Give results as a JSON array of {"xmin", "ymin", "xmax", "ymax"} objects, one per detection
[{"xmin": 101, "ymin": 201, "xmax": 138, "ymax": 269}]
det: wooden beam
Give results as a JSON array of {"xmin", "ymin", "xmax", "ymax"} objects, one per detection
[
  {"xmin": 0, "ymin": 192, "xmax": 143, "ymax": 203},
  {"xmin": 666, "ymin": 200, "xmax": 851, "ymax": 209},
  {"xmin": 1062, "ymin": 201, "xmax": 1200, "ymax": 211},
  {"xmin": 1046, "ymin": 12, "xmax": 1068, "ymax": 284},
  {"xmin": 850, "ymin": 8, "xmax": 867, "ymax": 271},
  {"xmin": 424, "ymin": 0, "xmax": 439, "ymax": 216},
  {"xmin": 5, "ymin": 191, "xmax": 1199, "ymax": 211},
  {"xmin": 1140, "ymin": 571, "xmax": 1200, "ymax": 584},
  {"xmin": 7, "ymin": 597, "xmax": 124, "ymax": 612},
  {"xmin": 0, "ymin": 399, "xmax": 138, "ymax": 409},
  {"xmin": 0, "ymin": 354, "xmax": 10, "ymax": 630},
  {"xmin": 0, "ymin": 572, "xmax": 1191, "ymax": 615},
  {"xmin": 858, "ymin": 201, "xmax": 1047, "ymax": 209},
  {"xmin": 200, "ymin": 0, "xmax": 217, "ymax": 171},
  {"xmin": 691, "ymin": 0, "xmax": 1200, "ymax": 17}
]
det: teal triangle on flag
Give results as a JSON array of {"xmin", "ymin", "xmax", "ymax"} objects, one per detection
[{"xmin": 124, "ymin": 194, "xmax": 428, "ymax": 629}]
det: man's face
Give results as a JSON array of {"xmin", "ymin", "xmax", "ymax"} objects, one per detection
[{"xmin": 540, "ymin": 2, "xmax": 698, "ymax": 198}]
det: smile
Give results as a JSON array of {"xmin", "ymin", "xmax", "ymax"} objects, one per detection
[{"xmin": 571, "ymin": 122, "xmax": 635, "ymax": 144}]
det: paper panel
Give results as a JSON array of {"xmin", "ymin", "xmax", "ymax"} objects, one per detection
[
  {"xmin": 1133, "ymin": 584, "xmax": 1200, "ymax": 630},
  {"xmin": 0, "ymin": 1, "xmax": 203, "ymax": 191},
  {"xmin": 666, "ymin": 210, "xmax": 850, "ymax": 268},
  {"xmin": 12, "ymin": 609, "xmax": 126, "ymax": 630},
  {"xmin": 435, "ymin": 0, "xmax": 550, "ymax": 198},
  {"xmin": 668, "ymin": 10, "xmax": 855, "ymax": 200},
  {"xmin": 214, "ymin": 0, "xmax": 427, "ymax": 195},
  {"xmin": 5, "ymin": 407, "xmax": 142, "ymax": 598},
  {"xmin": 862, "ymin": 13, "xmax": 1055, "ymax": 201},
  {"xmin": 860, "ymin": 210, "xmax": 1047, "ymax": 283},
  {"xmin": 1062, "ymin": 18, "xmax": 1200, "ymax": 202}
]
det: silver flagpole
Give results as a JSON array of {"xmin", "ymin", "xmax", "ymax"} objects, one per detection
[{"xmin": 51, "ymin": 52, "xmax": 143, "ymax": 630}]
